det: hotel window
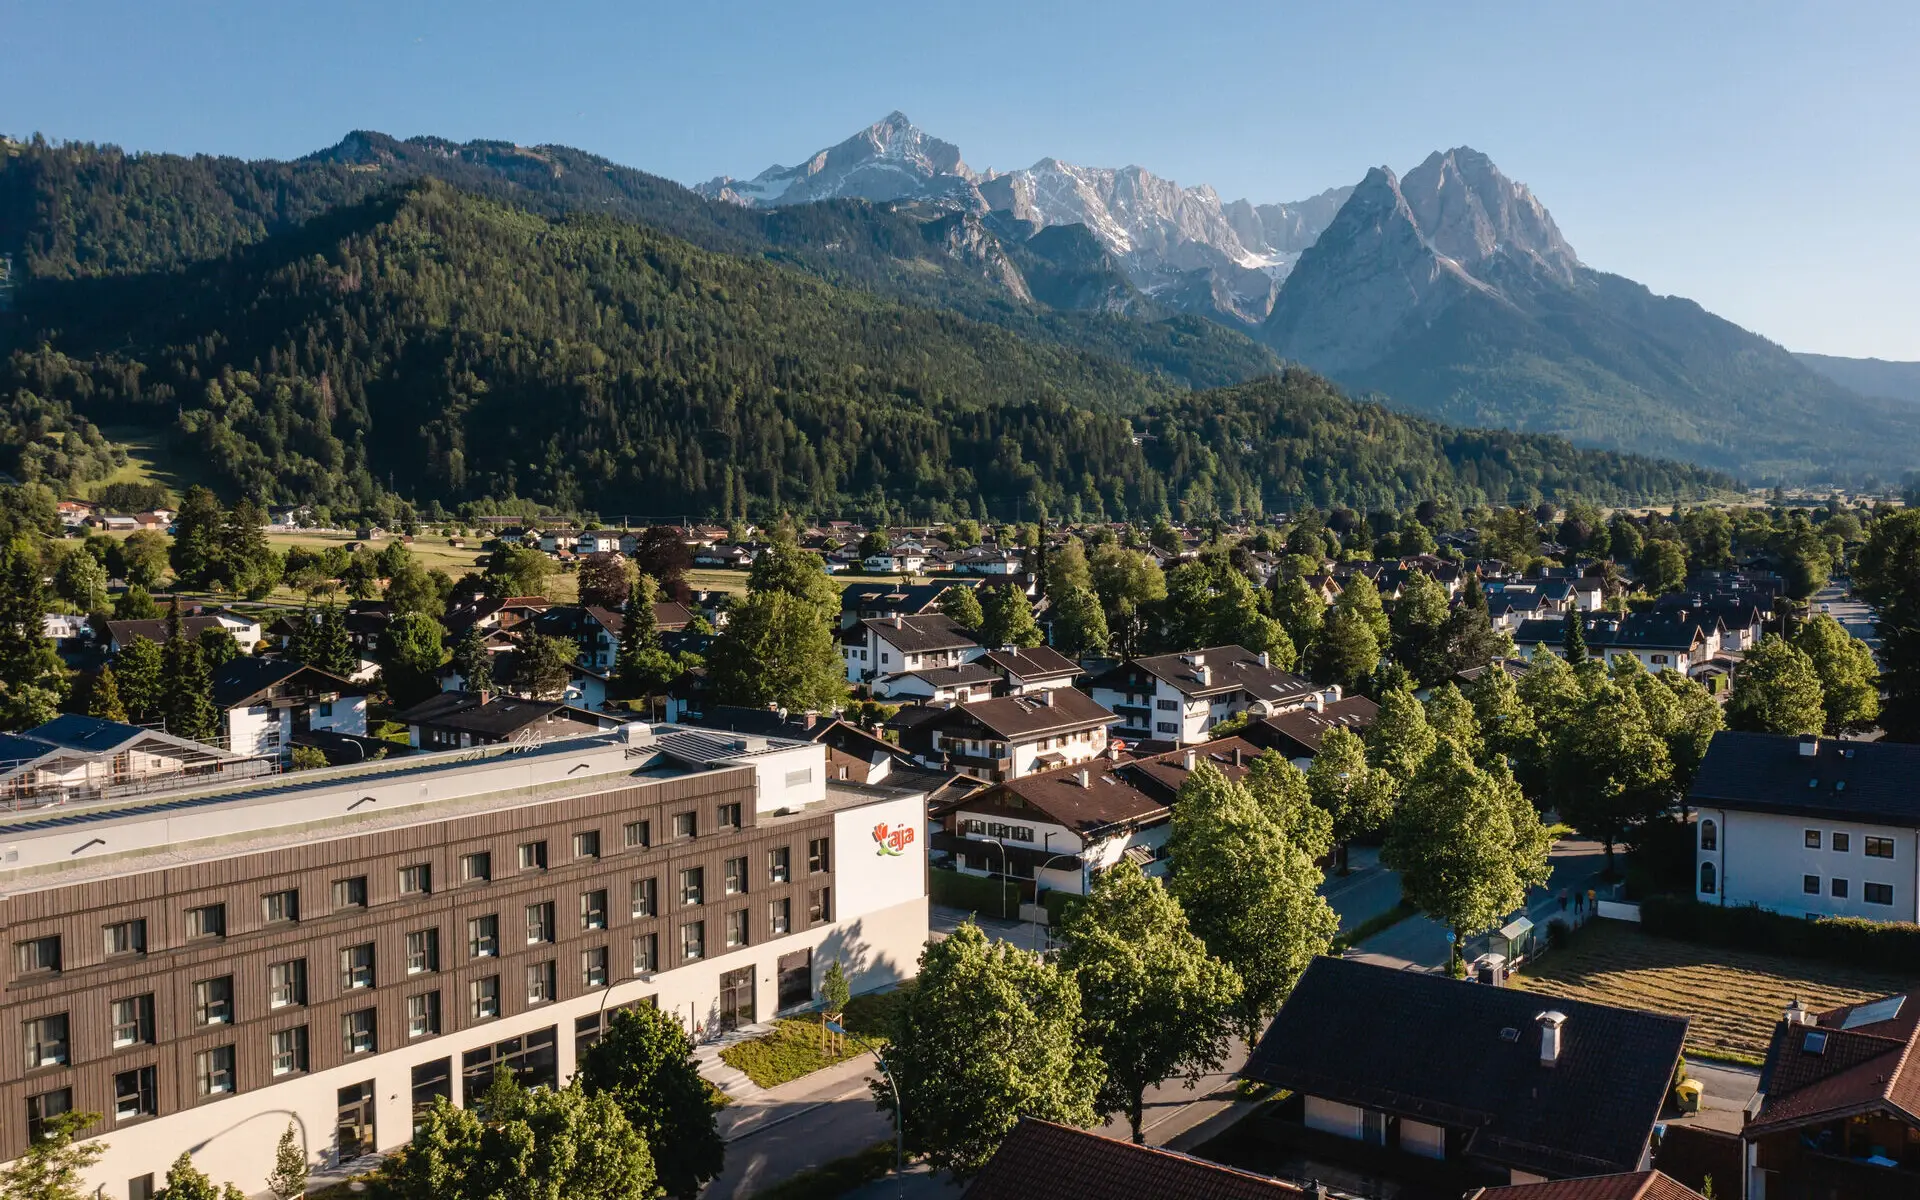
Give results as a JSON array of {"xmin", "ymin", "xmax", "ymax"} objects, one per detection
[
  {"xmin": 270, "ymin": 959, "xmax": 307, "ymax": 1008},
  {"xmin": 519, "ymin": 840, "xmax": 548, "ymax": 871},
  {"xmin": 333, "ymin": 875, "xmax": 368, "ymax": 909},
  {"xmin": 111, "ymin": 995, "xmax": 155, "ymax": 1047},
  {"xmin": 1866, "ymin": 837, "xmax": 1895, "ymax": 859},
  {"xmin": 726, "ymin": 910, "xmax": 749, "ymax": 949},
  {"xmin": 582, "ymin": 946, "xmax": 609, "ymax": 988},
  {"xmin": 262, "ymin": 889, "xmax": 300, "ymax": 924},
  {"xmin": 270, "ymin": 1026, "xmax": 308, "ymax": 1076},
  {"xmin": 407, "ymin": 992, "xmax": 441, "ymax": 1039},
  {"xmin": 673, "ymin": 811, "xmax": 697, "ymax": 839},
  {"xmin": 186, "ymin": 902, "xmax": 227, "ymax": 939},
  {"xmin": 26, "ymin": 1089, "xmax": 72, "ymax": 1140},
  {"xmin": 406, "ymin": 929, "xmax": 440, "ymax": 974},
  {"xmin": 1833, "ymin": 878, "xmax": 1850, "ymax": 898},
  {"xmin": 624, "ymin": 819, "xmax": 651, "ymax": 849},
  {"xmin": 681, "ymin": 921, "xmax": 705, "ymax": 962},
  {"xmin": 631, "ymin": 877, "xmax": 658, "ymax": 918},
  {"xmin": 809, "ymin": 887, "xmax": 833, "ymax": 925},
  {"xmin": 342, "ymin": 1009, "xmax": 377, "ymax": 1056},
  {"xmin": 470, "ymin": 976, "xmax": 500, "ymax": 1020},
  {"xmin": 1804, "ymin": 875, "xmax": 1820, "ymax": 895},
  {"xmin": 770, "ymin": 898, "xmax": 792, "ymax": 936},
  {"xmin": 769, "ymin": 847, "xmax": 791, "ymax": 883},
  {"xmin": 808, "ymin": 837, "xmax": 831, "ymax": 873},
  {"xmin": 526, "ymin": 901, "xmax": 556, "ymax": 944},
  {"xmin": 1833, "ymin": 832, "xmax": 1851, "ymax": 853},
  {"xmin": 574, "ymin": 830, "xmax": 602, "ymax": 860},
  {"xmin": 1805, "ymin": 830, "xmax": 1822, "ymax": 849},
  {"xmin": 196, "ymin": 1046, "xmax": 236, "ymax": 1097},
  {"xmin": 525, "ymin": 961, "xmax": 556, "ymax": 1005},
  {"xmin": 469, "ymin": 915, "xmax": 500, "ymax": 958},
  {"xmin": 1865, "ymin": 882, "xmax": 1895, "ymax": 906},
  {"xmin": 717, "ymin": 802, "xmax": 742, "ymax": 830},
  {"xmin": 340, "ymin": 943, "xmax": 376, "ymax": 990},
  {"xmin": 680, "ymin": 867, "xmax": 705, "ymax": 907},
  {"xmin": 103, "ymin": 918, "xmax": 147, "ymax": 957},
  {"xmin": 461, "ymin": 852, "xmax": 492, "ymax": 882},
  {"xmin": 580, "ymin": 889, "xmax": 608, "ymax": 930},
  {"xmin": 195, "ymin": 976, "xmax": 234, "ymax": 1026},
  {"xmin": 632, "ymin": 933, "xmax": 658, "ymax": 974},
  {"xmin": 725, "ymin": 856, "xmax": 748, "ymax": 895},
  {"xmin": 115, "ymin": 1066, "xmax": 158, "ymax": 1119},
  {"xmin": 22, "ymin": 1013, "xmax": 69, "ymax": 1069},
  {"xmin": 399, "ymin": 864, "xmax": 433, "ymax": 896},
  {"xmin": 14, "ymin": 934, "xmax": 60, "ymax": 976}
]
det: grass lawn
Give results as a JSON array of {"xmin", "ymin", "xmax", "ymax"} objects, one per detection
[
  {"xmin": 1511, "ymin": 920, "xmax": 1913, "ymax": 1066},
  {"xmin": 718, "ymin": 990, "xmax": 904, "ymax": 1089},
  {"xmin": 85, "ymin": 426, "xmax": 210, "ymax": 501},
  {"xmin": 262, "ymin": 531, "xmax": 581, "ymax": 604}
]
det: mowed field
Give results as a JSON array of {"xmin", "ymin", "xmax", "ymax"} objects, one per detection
[{"xmin": 1511, "ymin": 920, "xmax": 1914, "ymax": 1065}]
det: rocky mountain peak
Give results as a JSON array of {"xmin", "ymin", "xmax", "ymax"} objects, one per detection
[{"xmin": 1400, "ymin": 146, "xmax": 1578, "ymax": 282}]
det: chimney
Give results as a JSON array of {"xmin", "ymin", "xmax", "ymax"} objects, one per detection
[
  {"xmin": 1537, "ymin": 1010, "xmax": 1567, "ymax": 1067},
  {"xmin": 1183, "ymin": 749, "xmax": 1197, "ymax": 771},
  {"xmin": 1036, "ymin": 689, "xmax": 1053, "ymax": 707},
  {"xmin": 893, "ymin": 614, "xmax": 905, "ymax": 629},
  {"xmin": 1784, "ymin": 997, "xmax": 1812, "ymax": 1026},
  {"xmin": 1077, "ymin": 768, "xmax": 1091, "ymax": 789},
  {"xmin": 1232, "ymin": 746, "xmax": 1243, "ymax": 768},
  {"xmin": 1196, "ymin": 665, "xmax": 1212, "ymax": 686},
  {"xmin": 1258, "ymin": 650, "xmax": 1270, "ymax": 668},
  {"xmin": 1798, "ymin": 734, "xmax": 1819, "ymax": 758}
]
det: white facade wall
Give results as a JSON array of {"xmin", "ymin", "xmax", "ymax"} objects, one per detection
[
  {"xmin": 1402, "ymin": 1119, "xmax": 1446, "ymax": 1159},
  {"xmin": 1696, "ymin": 806, "xmax": 1920, "ymax": 922},
  {"xmin": 1304, "ymin": 1095, "xmax": 1364, "ymax": 1139}
]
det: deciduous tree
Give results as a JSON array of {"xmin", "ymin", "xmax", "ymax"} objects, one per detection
[
  {"xmin": 1726, "ymin": 635, "xmax": 1826, "ymax": 736},
  {"xmin": 577, "ymin": 1004, "xmax": 725, "ymax": 1197},
  {"xmin": 379, "ymin": 612, "xmax": 449, "ymax": 708},
  {"xmin": 979, "ymin": 584, "xmax": 1044, "ymax": 649},
  {"xmin": 1049, "ymin": 586, "xmax": 1109, "ymax": 658},
  {"xmin": 937, "ymin": 584, "xmax": 985, "ymax": 633},
  {"xmin": 708, "ymin": 589, "xmax": 847, "ymax": 712},
  {"xmin": 0, "ymin": 1109, "xmax": 105, "ymax": 1200},
  {"xmin": 1058, "ymin": 862, "xmax": 1242, "ymax": 1143},
  {"xmin": 1792, "ymin": 614, "xmax": 1881, "ymax": 736}
]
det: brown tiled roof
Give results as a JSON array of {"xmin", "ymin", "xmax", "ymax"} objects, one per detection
[
  {"xmin": 962, "ymin": 1119, "xmax": 1301, "ymax": 1200},
  {"xmin": 1125, "ymin": 737, "xmax": 1265, "ymax": 803},
  {"xmin": 1247, "ymin": 696, "xmax": 1379, "ymax": 756},
  {"xmin": 857, "ymin": 613, "xmax": 980, "ymax": 654},
  {"xmin": 1648, "ymin": 1125, "xmax": 1740, "ymax": 1197},
  {"xmin": 931, "ymin": 687, "xmax": 1117, "ymax": 741},
  {"xmin": 1472, "ymin": 1170, "xmax": 1706, "ymax": 1200},
  {"xmin": 1243, "ymin": 957, "xmax": 1687, "ymax": 1180},
  {"xmin": 982, "ymin": 646, "xmax": 1079, "ymax": 679},
  {"xmin": 1749, "ymin": 992, "xmax": 1920, "ymax": 1134},
  {"xmin": 1088, "ymin": 644, "xmax": 1317, "ymax": 704},
  {"xmin": 956, "ymin": 760, "xmax": 1166, "ymax": 836}
]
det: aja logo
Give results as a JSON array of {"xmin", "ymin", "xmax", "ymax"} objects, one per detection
[{"xmin": 871, "ymin": 821, "xmax": 916, "ymax": 857}]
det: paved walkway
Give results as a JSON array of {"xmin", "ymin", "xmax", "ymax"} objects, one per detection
[{"xmin": 705, "ymin": 1051, "xmax": 896, "ymax": 1198}]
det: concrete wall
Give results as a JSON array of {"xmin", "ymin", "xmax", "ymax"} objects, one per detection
[{"xmin": 1697, "ymin": 806, "xmax": 1920, "ymax": 922}]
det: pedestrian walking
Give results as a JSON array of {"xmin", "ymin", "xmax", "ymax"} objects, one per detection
[{"xmin": 1558, "ymin": 889, "xmax": 1568, "ymax": 912}]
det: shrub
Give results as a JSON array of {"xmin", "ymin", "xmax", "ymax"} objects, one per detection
[{"xmin": 1641, "ymin": 895, "xmax": 1920, "ymax": 974}]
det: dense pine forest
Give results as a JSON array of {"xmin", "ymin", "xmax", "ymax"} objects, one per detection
[{"xmin": 0, "ymin": 137, "xmax": 1734, "ymax": 521}]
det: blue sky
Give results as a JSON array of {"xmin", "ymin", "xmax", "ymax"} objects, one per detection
[{"xmin": 6, "ymin": 1, "xmax": 1916, "ymax": 358}]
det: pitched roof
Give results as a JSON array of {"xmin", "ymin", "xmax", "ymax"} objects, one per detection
[
  {"xmin": 105, "ymin": 615, "xmax": 236, "ymax": 646},
  {"xmin": 1246, "ymin": 697, "xmax": 1380, "ymax": 756},
  {"xmin": 1688, "ymin": 730, "xmax": 1920, "ymax": 826},
  {"xmin": 957, "ymin": 758, "xmax": 1167, "ymax": 835},
  {"xmin": 209, "ymin": 658, "xmax": 367, "ymax": 710},
  {"xmin": 931, "ymin": 687, "xmax": 1117, "ymax": 741},
  {"xmin": 1514, "ymin": 614, "xmax": 1707, "ymax": 654},
  {"xmin": 396, "ymin": 691, "xmax": 615, "ymax": 738},
  {"xmin": 962, "ymin": 1119, "xmax": 1301, "ymax": 1200},
  {"xmin": 839, "ymin": 580, "xmax": 973, "ymax": 616},
  {"xmin": 892, "ymin": 662, "xmax": 999, "ymax": 688},
  {"xmin": 1089, "ymin": 645, "xmax": 1317, "ymax": 704},
  {"xmin": 856, "ymin": 613, "xmax": 980, "ymax": 654},
  {"xmin": 1749, "ymin": 992, "xmax": 1920, "ymax": 1134},
  {"xmin": 1472, "ymin": 1171, "xmax": 1706, "ymax": 1200},
  {"xmin": 1124, "ymin": 736, "xmax": 1265, "ymax": 804},
  {"xmin": 982, "ymin": 645, "xmax": 1080, "ymax": 680},
  {"xmin": 1243, "ymin": 957, "xmax": 1687, "ymax": 1179}
]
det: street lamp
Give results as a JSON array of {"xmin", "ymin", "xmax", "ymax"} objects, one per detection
[
  {"xmin": 982, "ymin": 836, "xmax": 1010, "ymax": 920},
  {"xmin": 1033, "ymin": 831, "xmax": 1082, "ymax": 953},
  {"xmin": 828, "ymin": 1019, "xmax": 905, "ymax": 1199}
]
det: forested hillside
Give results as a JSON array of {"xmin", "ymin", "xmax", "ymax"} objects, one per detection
[{"xmin": 0, "ymin": 178, "xmax": 1730, "ymax": 519}]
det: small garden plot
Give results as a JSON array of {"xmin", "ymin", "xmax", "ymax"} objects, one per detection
[{"xmin": 718, "ymin": 990, "xmax": 904, "ymax": 1089}]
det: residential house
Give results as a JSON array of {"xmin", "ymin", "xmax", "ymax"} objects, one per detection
[
  {"xmin": 1690, "ymin": 731, "xmax": 1920, "ymax": 921},
  {"xmin": 1744, "ymin": 992, "xmax": 1920, "ymax": 1200},
  {"xmin": 962, "ymin": 1118, "xmax": 1304, "ymax": 1199},
  {"xmin": 0, "ymin": 714, "xmax": 254, "ymax": 806},
  {"xmin": 692, "ymin": 544, "xmax": 757, "ymax": 568},
  {"xmin": 873, "ymin": 662, "xmax": 1001, "ymax": 705},
  {"xmin": 681, "ymin": 705, "xmax": 926, "ymax": 786},
  {"xmin": 1467, "ymin": 1173, "xmax": 1708, "ymax": 1200},
  {"xmin": 838, "ymin": 581, "xmax": 977, "ymax": 630},
  {"xmin": 842, "ymin": 614, "xmax": 983, "ymax": 685},
  {"xmin": 55, "ymin": 499, "xmax": 95, "ymax": 528},
  {"xmin": 901, "ymin": 688, "xmax": 1117, "ymax": 782},
  {"xmin": 209, "ymin": 658, "xmax": 370, "ymax": 760},
  {"xmin": 533, "ymin": 604, "xmax": 626, "ymax": 672},
  {"xmin": 536, "ymin": 527, "xmax": 581, "ymax": 554},
  {"xmin": 1086, "ymin": 645, "xmax": 1327, "ymax": 746},
  {"xmin": 1242, "ymin": 957, "xmax": 1687, "ymax": 1191},
  {"xmin": 980, "ymin": 646, "xmax": 1080, "ymax": 695},
  {"xmin": 1241, "ymin": 696, "xmax": 1381, "ymax": 767},
  {"xmin": 41, "ymin": 612, "xmax": 90, "ymax": 644},
  {"xmin": 103, "ymin": 612, "xmax": 262, "ymax": 655},
  {"xmin": 863, "ymin": 549, "xmax": 927, "ymax": 574},
  {"xmin": 578, "ymin": 531, "xmax": 623, "ymax": 554},
  {"xmin": 949, "ymin": 547, "xmax": 1024, "ymax": 576},
  {"xmin": 1513, "ymin": 613, "xmax": 1715, "ymax": 676},
  {"xmin": 396, "ymin": 690, "xmax": 625, "ymax": 750},
  {"xmin": 651, "ymin": 600, "xmax": 694, "ymax": 632},
  {"xmin": 443, "ymin": 593, "xmax": 551, "ymax": 637}
]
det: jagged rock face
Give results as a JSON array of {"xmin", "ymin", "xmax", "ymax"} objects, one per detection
[
  {"xmin": 1398, "ymin": 147, "xmax": 1578, "ymax": 283},
  {"xmin": 699, "ymin": 113, "xmax": 1346, "ymax": 325}
]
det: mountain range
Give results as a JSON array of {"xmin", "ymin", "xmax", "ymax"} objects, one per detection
[
  {"xmin": 1796, "ymin": 353, "xmax": 1920, "ymax": 406},
  {"xmin": 700, "ymin": 114, "xmax": 1920, "ymax": 484}
]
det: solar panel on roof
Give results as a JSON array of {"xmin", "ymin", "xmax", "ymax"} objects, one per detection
[{"xmin": 1841, "ymin": 995, "xmax": 1906, "ymax": 1029}]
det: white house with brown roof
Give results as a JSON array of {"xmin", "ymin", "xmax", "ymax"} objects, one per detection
[
  {"xmin": 841, "ymin": 614, "xmax": 983, "ymax": 685},
  {"xmin": 913, "ymin": 688, "xmax": 1117, "ymax": 783},
  {"xmin": 1086, "ymin": 645, "xmax": 1330, "ymax": 746}
]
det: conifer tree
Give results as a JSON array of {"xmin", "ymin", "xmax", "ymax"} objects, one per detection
[
  {"xmin": 266, "ymin": 1123, "xmax": 309, "ymax": 1200},
  {"xmin": 87, "ymin": 664, "xmax": 128, "ymax": 722},
  {"xmin": 160, "ymin": 600, "xmax": 219, "ymax": 742},
  {"xmin": 450, "ymin": 624, "xmax": 494, "ymax": 694}
]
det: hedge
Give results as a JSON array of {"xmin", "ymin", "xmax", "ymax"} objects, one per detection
[
  {"xmin": 929, "ymin": 867, "xmax": 1020, "ymax": 916},
  {"xmin": 1043, "ymin": 889, "xmax": 1086, "ymax": 927},
  {"xmin": 1641, "ymin": 895, "xmax": 1920, "ymax": 974}
]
